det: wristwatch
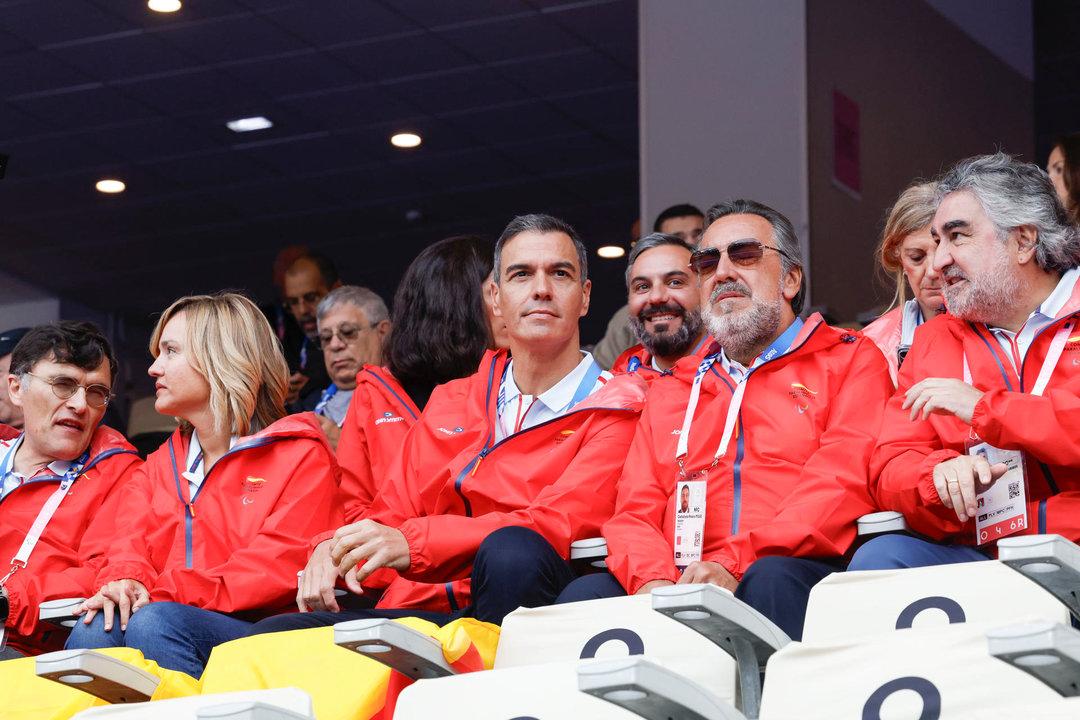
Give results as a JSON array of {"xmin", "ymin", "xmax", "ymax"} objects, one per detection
[{"xmin": 0, "ymin": 586, "xmax": 8, "ymax": 622}]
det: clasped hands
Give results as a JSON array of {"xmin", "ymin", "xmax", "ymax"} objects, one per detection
[
  {"xmin": 636, "ymin": 560, "xmax": 739, "ymax": 596},
  {"xmin": 297, "ymin": 520, "xmax": 410, "ymax": 612}
]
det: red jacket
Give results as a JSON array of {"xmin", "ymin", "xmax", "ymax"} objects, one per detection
[
  {"xmin": 95, "ymin": 414, "xmax": 343, "ymax": 618},
  {"xmin": 604, "ymin": 315, "xmax": 892, "ymax": 594},
  {"xmin": 333, "ymin": 366, "xmax": 421, "ymax": 527},
  {"xmin": 871, "ymin": 279, "xmax": 1080, "ymax": 545},
  {"xmin": 369, "ymin": 349, "xmax": 648, "ymax": 612},
  {"xmin": 1, "ymin": 425, "xmax": 141, "ymax": 655},
  {"xmin": 862, "ymin": 306, "xmax": 903, "ymax": 387},
  {"xmin": 611, "ymin": 336, "xmax": 713, "ymax": 380}
]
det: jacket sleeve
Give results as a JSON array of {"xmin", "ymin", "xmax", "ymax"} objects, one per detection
[
  {"xmin": 707, "ymin": 341, "xmax": 890, "ymax": 577},
  {"xmin": 972, "ymin": 384, "xmax": 1080, "ymax": 466},
  {"xmin": 93, "ymin": 462, "xmax": 167, "ymax": 591},
  {"xmin": 146, "ymin": 442, "xmax": 344, "ymax": 612},
  {"xmin": 4, "ymin": 452, "xmax": 141, "ymax": 638},
  {"xmin": 393, "ymin": 411, "xmax": 638, "ymax": 583},
  {"xmin": 334, "ymin": 390, "xmax": 377, "ymax": 525},
  {"xmin": 602, "ymin": 405, "xmax": 682, "ymax": 594}
]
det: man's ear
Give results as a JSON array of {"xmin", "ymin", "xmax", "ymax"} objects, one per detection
[
  {"xmin": 781, "ymin": 266, "xmax": 803, "ymax": 303},
  {"xmin": 1013, "ymin": 225, "xmax": 1039, "ymax": 265},
  {"xmin": 491, "ymin": 280, "xmax": 504, "ymax": 319},
  {"xmin": 580, "ymin": 279, "xmax": 592, "ymax": 318},
  {"xmin": 7, "ymin": 374, "xmax": 24, "ymax": 410}
]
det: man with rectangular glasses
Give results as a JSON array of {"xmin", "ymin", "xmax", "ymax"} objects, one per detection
[
  {"xmin": 0, "ymin": 322, "xmax": 141, "ymax": 657},
  {"xmin": 292, "ymin": 286, "xmax": 391, "ymax": 450},
  {"xmin": 559, "ymin": 199, "xmax": 891, "ymax": 641}
]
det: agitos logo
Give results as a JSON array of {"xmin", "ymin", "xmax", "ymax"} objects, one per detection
[{"xmin": 788, "ymin": 382, "xmax": 818, "ymax": 413}]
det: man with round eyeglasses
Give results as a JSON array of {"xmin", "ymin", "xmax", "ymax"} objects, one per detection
[
  {"xmin": 292, "ymin": 286, "xmax": 391, "ymax": 450},
  {"xmin": 0, "ymin": 321, "xmax": 141, "ymax": 658},
  {"xmin": 558, "ymin": 199, "xmax": 892, "ymax": 642}
]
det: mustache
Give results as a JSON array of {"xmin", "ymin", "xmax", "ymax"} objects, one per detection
[
  {"xmin": 709, "ymin": 281, "xmax": 752, "ymax": 303},
  {"xmin": 637, "ymin": 303, "xmax": 687, "ymax": 322},
  {"xmin": 942, "ymin": 266, "xmax": 967, "ymax": 283}
]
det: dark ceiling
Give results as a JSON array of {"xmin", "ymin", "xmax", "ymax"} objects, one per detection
[{"xmin": 0, "ymin": 0, "xmax": 639, "ymax": 341}]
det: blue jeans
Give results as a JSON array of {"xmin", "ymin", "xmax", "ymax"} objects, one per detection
[
  {"xmin": 65, "ymin": 601, "xmax": 253, "ymax": 678},
  {"xmin": 848, "ymin": 534, "xmax": 991, "ymax": 571},
  {"xmin": 248, "ymin": 526, "xmax": 577, "ymax": 636}
]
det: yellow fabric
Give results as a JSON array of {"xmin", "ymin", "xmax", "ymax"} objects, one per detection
[
  {"xmin": 0, "ymin": 647, "xmax": 199, "ymax": 720},
  {"xmin": 200, "ymin": 617, "xmax": 500, "ymax": 720}
]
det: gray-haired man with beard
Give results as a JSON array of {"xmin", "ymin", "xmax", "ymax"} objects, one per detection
[
  {"xmin": 612, "ymin": 233, "xmax": 709, "ymax": 377},
  {"xmin": 557, "ymin": 199, "xmax": 892, "ymax": 642}
]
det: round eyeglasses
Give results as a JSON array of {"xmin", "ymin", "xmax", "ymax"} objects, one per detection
[{"xmin": 25, "ymin": 373, "xmax": 113, "ymax": 408}]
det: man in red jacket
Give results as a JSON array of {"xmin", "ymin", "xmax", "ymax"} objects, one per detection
[
  {"xmin": 0, "ymin": 322, "xmax": 141, "ymax": 658},
  {"xmin": 249, "ymin": 213, "xmax": 647, "ymax": 635},
  {"xmin": 558, "ymin": 199, "xmax": 892, "ymax": 640},
  {"xmin": 611, "ymin": 233, "xmax": 710, "ymax": 378},
  {"xmin": 852, "ymin": 153, "xmax": 1080, "ymax": 570}
]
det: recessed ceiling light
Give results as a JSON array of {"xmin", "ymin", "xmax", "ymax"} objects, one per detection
[
  {"xmin": 95, "ymin": 179, "xmax": 125, "ymax": 194},
  {"xmin": 147, "ymin": 0, "xmax": 181, "ymax": 12},
  {"xmin": 391, "ymin": 133, "xmax": 422, "ymax": 148},
  {"xmin": 226, "ymin": 116, "xmax": 273, "ymax": 133},
  {"xmin": 597, "ymin": 246, "xmax": 625, "ymax": 259}
]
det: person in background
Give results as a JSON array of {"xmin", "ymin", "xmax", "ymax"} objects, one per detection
[
  {"xmin": 0, "ymin": 328, "xmax": 29, "ymax": 430},
  {"xmin": 281, "ymin": 252, "xmax": 341, "ymax": 406},
  {"xmin": 66, "ymin": 293, "xmax": 341, "ymax": 677},
  {"xmin": 862, "ymin": 182, "xmax": 945, "ymax": 385},
  {"xmin": 1047, "ymin": 132, "xmax": 1080, "ymax": 224}
]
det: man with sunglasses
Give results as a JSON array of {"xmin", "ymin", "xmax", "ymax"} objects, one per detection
[
  {"xmin": 0, "ymin": 322, "xmax": 141, "ymax": 657},
  {"xmin": 293, "ymin": 286, "xmax": 391, "ymax": 450},
  {"xmin": 559, "ymin": 199, "xmax": 891, "ymax": 641},
  {"xmin": 613, "ymin": 232, "xmax": 710, "ymax": 378}
]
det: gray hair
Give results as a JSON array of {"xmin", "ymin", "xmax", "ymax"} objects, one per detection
[
  {"xmin": 703, "ymin": 199, "xmax": 806, "ymax": 314},
  {"xmin": 625, "ymin": 232, "xmax": 695, "ymax": 288},
  {"xmin": 936, "ymin": 152, "xmax": 1080, "ymax": 273},
  {"xmin": 494, "ymin": 213, "xmax": 588, "ymax": 285},
  {"xmin": 316, "ymin": 285, "xmax": 389, "ymax": 326}
]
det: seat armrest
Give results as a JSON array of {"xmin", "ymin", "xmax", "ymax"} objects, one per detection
[
  {"xmin": 578, "ymin": 656, "xmax": 748, "ymax": 720},
  {"xmin": 570, "ymin": 537, "xmax": 609, "ymax": 572},
  {"xmin": 998, "ymin": 534, "xmax": 1080, "ymax": 621},
  {"xmin": 333, "ymin": 618, "xmax": 456, "ymax": 680},
  {"xmin": 35, "ymin": 649, "xmax": 160, "ymax": 703},
  {"xmin": 987, "ymin": 620, "xmax": 1080, "ymax": 697},
  {"xmin": 856, "ymin": 511, "xmax": 909, "ymax": 537},
  {"xmin": 39, "ymin": 598, "xmax": 85, "ymax": 629}
]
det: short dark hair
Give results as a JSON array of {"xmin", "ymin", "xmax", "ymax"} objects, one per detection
[
  {"xmin": 494, "ymin": 213, "xmax": 588, "ymax": 285},
  {"xmin": 704, "ymin": 199, "xmax": 806, "ymax": 314},
  {"xmin": 10, "ymin": 321, "xmax": 118, "ymax": 382},
  {"xmin": 653, "ymin": 204, "xmax": 704, "ymax": 233},
  {"xmin": 289, "ymin": 251, "xmax": 340, "ymax": 289},
  {"xmin": 388, "ymin": 235, "xmax": 495, "ymax": 387},
  {"xmin": 625, "ymin": 232, "xmax": 695, "ymax": 288}
]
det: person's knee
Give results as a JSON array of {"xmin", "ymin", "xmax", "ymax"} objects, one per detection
[
  {"xmin": 476, "ymin": 526, "xmax": 557, "ymax": 577},
  {"xmin": 848, "ymin": 535, "xmax": 919, "ymax": 571},
  {"xmin": 123, "ymin": 602, "xmax": 183, "ymax": 645},
  {"xmin": 556, "ymin": 573, "xmax": 626, "ymax": 604}
]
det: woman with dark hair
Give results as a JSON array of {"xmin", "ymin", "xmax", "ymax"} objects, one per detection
[
  {"xmin": 292, "ymin": 234, "xmax": 506, "ymax": 615},
  {"xmin": 1047, "ymin": 133, "xmax": 1080, "ymax": 223}
]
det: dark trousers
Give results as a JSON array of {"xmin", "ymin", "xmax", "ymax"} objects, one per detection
[{"xmin": 248, "ymin": 526, "xmax": 577, "ymax": 636}]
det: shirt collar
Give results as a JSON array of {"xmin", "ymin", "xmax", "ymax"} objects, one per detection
[
  {"xmin": 1, "ymin": 434, "xmax": 75, "ymax": 480},
  {"xmin": 503, "ymin": 352, "xmax": 595, "ymax": 415},
  {"xmin": 1038, "ymin": 266, "xmax": 1080, "ymax": 321},
  {"xmin": 185, "ymin": 430, "xmax": 240, "ymax": 480}
]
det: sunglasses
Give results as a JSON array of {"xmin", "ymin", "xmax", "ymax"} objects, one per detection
[
  {"xmin": 318, "ymin": 323, "xmax": 372, "ymax": 349},
  {"xmin": 688, "ymin": 239, "xmax": 790, "ymax": 277},
  {"xmin": 25, "ymin": 373, "xmax": 113, "ymax": 408}
]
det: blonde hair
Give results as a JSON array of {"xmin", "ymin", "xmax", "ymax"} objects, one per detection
[
  {"xmin": 876, "ymin": 181, "xmax": 939, "ymax": 309},
  {"xmin": 150, "ymin": 293, "xmax": 288, "ymax": 437}
]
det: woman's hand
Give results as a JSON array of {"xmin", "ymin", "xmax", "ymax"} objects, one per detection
[
  {"xmin": 78, "ymin": 579, "xmax": 150, "ymax": 631},
  {"xmin": 297, "ymin": 540, "xmax": 343, "ymax": 612}
]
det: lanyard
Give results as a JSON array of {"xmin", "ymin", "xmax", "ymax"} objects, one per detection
[
  {"xmin": 676, "ymin": 319, "xmax": 802, "ymax": 472},
  {"xmin": 314, "ymin": 383, "xmax": 338, "ymax": 415},
  {"xmin": 1, "ymin": 444, "xmax": 90, "ymax": 587},
  {"xmin": 299, "ymin": 336, "xmax": 310, "ymax": 371},
  {"xmin": 963, "ymin": 319, "xmax": 1072, "ymax": 397}
]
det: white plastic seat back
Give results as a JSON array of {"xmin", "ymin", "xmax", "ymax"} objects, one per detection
[
  {"xmin": 760, "ymin": 621, "xmax": 1062, "ymax": 720},
  {"xmin": 68, "ymin": 688, "xmax": 314, "ymax": 720},
  {"xmin": 395, "ymin": 660, "xmax": 657, "ymax": 719},
  {"xmin": 495, "ymin": 593, "xmax": 736, "ymax": 702},
  {"xmin": 947, "ymin": 697, "xmax": 1080, "ymax": 719},
  {"xmin": 803, "ymin": 561, "xmax": 1068, "ymax": 644}
]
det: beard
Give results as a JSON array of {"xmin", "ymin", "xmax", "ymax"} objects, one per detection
[
  {"xmin": 701, "ymin": 280, "xmax": 782, "ymax": 359},
  {"xmin": 629, "ymin": 302, "xmax": 705, "ymax": 358},
  {"xmin": 942, "ymin": 244, "xmax": 1024, "ymax": 325}
]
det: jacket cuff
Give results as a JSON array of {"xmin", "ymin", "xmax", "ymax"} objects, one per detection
[
  {"xmin": 95, "ymin": 562, "xmax": 157, "ymax": 591},
  {"xmin": 398, "ymin": 521, "xmax": 425, "ymax": 576},
  {"xmin": 918, "ymin": 449, "xmax": 963, "ymax": 507},
  {"xmin": 311, "ymin": 530, "xmax": 335, "ymax": 548},
  {"xmin": 3, "ymin": 575, "xmax": 23, "ymax": 629}
]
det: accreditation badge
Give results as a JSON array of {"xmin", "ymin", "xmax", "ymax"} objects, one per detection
[
  {"xmin": 673, "ymin": 471, "xmax": 708, "ymax": 570},
  {"xmin": 967, "ymin": 440, "xmax": 1029, "ymax": 545}
]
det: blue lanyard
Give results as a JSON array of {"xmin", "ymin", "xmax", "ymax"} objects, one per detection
[
  {"xmin": 299, "ymin": 336, "xmax": 310, "ymax": 371},
  {"xmin": 756, "ymin": 317, "xmax": 803, "ymax": 365},
  {"xmin": 1, "ymin": 435, "xmax": 89, "ymax": 494},
  {"xmin": 568, "ymin": 358, "xmax": 603, "ymax": 410},
  {"xmin": 314, "ymin": 383, "xmax": 338, "ymax": 415}
]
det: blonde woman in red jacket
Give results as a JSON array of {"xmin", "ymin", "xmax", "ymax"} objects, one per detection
[{"xmin": 66, "ymin": 293, "xmax": 342, "ymax": 677}]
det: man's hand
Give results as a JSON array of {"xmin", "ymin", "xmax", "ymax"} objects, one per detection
[
  {"xmin": 933, "ymin": 456, "xmax": 1009, "ymax": 522},
  {"xmin": 316, "ymin": 414, "xmax": 341, "ymax": 451},
  {"xmin": 298, "ymin": 540, "xmax": 342, "ymax": 612},
  {"xmin": 329, "ymin": 520, "xmax": 410, "ymax": 594},
  {"xmin": 78, "ymin": 579, "xmax": 150, "ymax": 631},
  {"xmin": 285, "ymin": 372, "xmax": 309, "ymax": 406},
  {"xmin": 635, "ymin": 579, "xmax": 675, "ymax": 595},
  {"xmin": 903, "ymin": 378, "xmax": 984, "ymax": 425},
  {"xmin": 677, "ymin": 561, "xmax": 739, "ymax": 592}
]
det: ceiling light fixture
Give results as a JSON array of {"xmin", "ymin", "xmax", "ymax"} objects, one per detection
[
  {"xmin": 391, "ymin": 133, "xmax": 422, "ymax": 148},
  {"xmin": 147, "ymin": 0, "xmax": 181, "ymax": 12},
  {"xmin": 226, "ymin": 116, "xmax": 273, "ymax": 133},
  {"xmin": 597, "ymin": 246, "xmax": 625, "ymax": 259},
  {"xmin": 95, "ymin": 179, "xmax": 125, "ymax": 194}
]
